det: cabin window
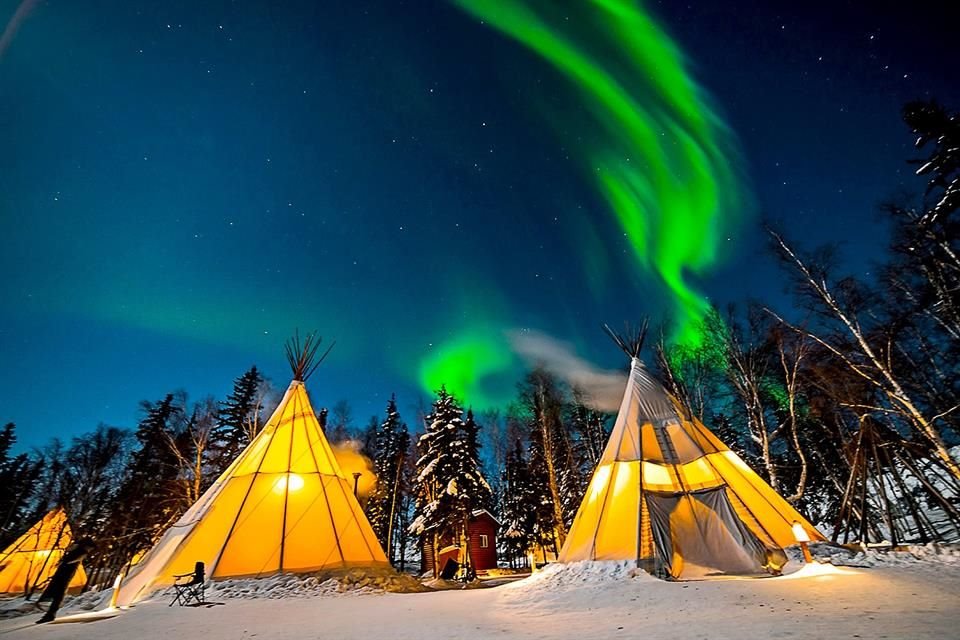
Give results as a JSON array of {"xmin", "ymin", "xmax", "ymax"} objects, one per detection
[{"xmin": 479, "ymin": 534, "xmax": 489, "ymax": 548}]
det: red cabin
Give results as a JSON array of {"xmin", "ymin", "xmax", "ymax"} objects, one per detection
[{"xmin": 421, "ymin": 509, "xmax": 499, "ymax": 576}]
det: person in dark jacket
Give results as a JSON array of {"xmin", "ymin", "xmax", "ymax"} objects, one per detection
[{"xmin": 35, "ymin": 538, "xmax": 95, "ymax": 624}]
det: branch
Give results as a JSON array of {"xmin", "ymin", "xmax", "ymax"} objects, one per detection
[{"xmin": 764, "ymin": 308, "xmax": 885, "ymax": 389}]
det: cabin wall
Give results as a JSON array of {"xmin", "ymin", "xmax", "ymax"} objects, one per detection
[
  {"xmin": 468, "ymin": 518, "xmax": 497, "ymax": 570},
  {"xmin": 420, "ymin": 514, "xmax": 498, "ymax": 574}
]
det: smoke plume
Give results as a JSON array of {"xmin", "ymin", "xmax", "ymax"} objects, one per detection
[
  {"xmin": 330, "ymin": 440, "xmax": 377, "ymax": 499},
  {"xmin": 509, "ymin": 329, "xmax": 626, "ymax": 411}
]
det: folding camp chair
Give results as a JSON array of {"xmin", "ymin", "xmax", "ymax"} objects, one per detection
[{"xmin": 170, "ymin": 562, "xmax": 205, "ymax": 606}]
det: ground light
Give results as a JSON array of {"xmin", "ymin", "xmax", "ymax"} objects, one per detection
[
  {"xmin": 778, "ymin": 562, "xmax": 860, "ymax": 580},
  {"xmin": 109, "ymin": 573, "xmax": 124, "ymax": 609},
  {"xmin": 792, "ymin": 521, "xmax": 813, "ymax": 563}
]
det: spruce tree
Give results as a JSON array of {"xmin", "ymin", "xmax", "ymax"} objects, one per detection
[
  {"xmin": 410, "ymin": 387, "xmax": 460, "ymax": 576},
  {"xmin": 500, "ymin": 438, "xmax": 536, "ymax": 567},
  {"xmin": 410, "ymin": 387, "xmax": 490, "ymax": 579},
  {"xmin": 0, "ymin": 423, "xmax": 42, "ymax": 547},
  {"xmin": 392, "ymin": 454, "xmax": 417, "ymax": 571},
  {"xmin": 210, "ymin": 366, "xmax": 265, "ymax": 472},
  {"xmin": 462, "ymin": 410, "xmax": 487, "ymax": 497},
  {"xmin": 367, "ymin": 395, "xmax": 411, "ymax": 564},
  {"xmin": 105, "ymin": 393, "xmax": 188, "ymax": 569},
  {"xmin": 904, "ymin": 100, "xmax": 960, "ymax": 224},
  {"xmin": 448, "ymin": 408, "xmax": 492, "ymax": 578}
]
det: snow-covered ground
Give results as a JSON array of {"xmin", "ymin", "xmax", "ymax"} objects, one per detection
[{"xmin": 2, "ymin": 554, "xmax": 959, "ymax": 639}]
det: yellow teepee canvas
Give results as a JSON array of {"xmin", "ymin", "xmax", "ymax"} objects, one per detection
[
  {"xmin": 117, "ymin": 336, "xmax": 388, "ymax": 605},
  {"xmin": 0, "ymin": 508, "xmax": 87, "ymax": 596},
  {"xmin": 560, "ymin": 329, "xmax": 824, "ymax": 580}
]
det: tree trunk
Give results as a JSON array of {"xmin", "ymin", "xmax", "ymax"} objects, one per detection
[{"xmin": 536, "ymin": 387, "xmax": 568, "ymax": 547}]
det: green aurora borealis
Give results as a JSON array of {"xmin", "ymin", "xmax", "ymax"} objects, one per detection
[
  {"xmin": 4, "ymin": 0, "xmax": 940, "ymax": 446},
  {"xmin": 453, "ymin": 0, "xmax": 745, "ymax": 346},
  {"xmin": 422, "ymin": 0, "xmax": 746, "ymax": 404}
]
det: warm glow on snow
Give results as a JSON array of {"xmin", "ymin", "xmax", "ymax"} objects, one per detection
[{"xmin": 778, "ymin": 562, "xmax": 860, "ymax": 580}]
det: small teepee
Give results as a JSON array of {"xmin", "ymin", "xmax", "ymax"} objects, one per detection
[
  {"xmin": 117, "ymin": 334, "xmax": 388, "ymax": 605},
  {"xmin": 0, "ymin": 508, "xmax": 87, "ymax": 596},
  {"xmin": 559, "ymin": 325, "xmax": 825, "ymax": 579}
]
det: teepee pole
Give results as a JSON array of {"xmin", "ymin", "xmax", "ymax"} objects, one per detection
[
  {"xmin": 868, "ymin": 436, "xmax": 897, "ymax": 546},
  {"xmin": 635, "ymin": 374, "xmax": 645, "ymax": 569},
  {"xmin": 278, "ymin": 387, "xmax": 301, "ymax": 573},
  {"xmin": 210, "ymin": 455, "xmax": 268, "ymax": 577},
  {"xmin": 834, "ymin": 425, "xmax": 865, "ymax": 544},
  {"xmin": 858, "ymin": 441, "xmax": 871, "ymax": 543}
]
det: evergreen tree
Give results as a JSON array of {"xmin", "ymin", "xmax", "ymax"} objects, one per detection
[
  {"xmin": 210, "ymin": 366, "xmax": 265, "ymax": 472},
  {"xmin": 500, "ymin": 438, "xmax": 536, "ymax": 567},
  {"xmin": 366, "ymin": 395, "xmax": 411, "ymax": 565},
  {"xmin": 104, "ymin": 393, "xmax": 189, "ymax": 572},
  {"xmin": 0, "ymin": 423, "xmax": 42, "ymax": 547},
  {"xmin": 392, "ymin": 451, "xmax": 417, "ymax": 571},
  {"xmin": 410, "ymin": 387, "xmax": 490, "ymax": 579},
  {"xmin": 448, "ymin": 408, "xmax": 492, "ymax": 579},
  {"xmin": 904, "ymin": 100, "xmax": 960, "ymax": 225},
  {"xmin": 410, "ymin": 387, "xmax": 460, "ymax": 576},
  {"xmin": 460, "ymin": 409, "xmax": 491, "ymax": 510},
  {"xmin": 462, "ymin": 409, "xmax": 481, "ymax": 464}
]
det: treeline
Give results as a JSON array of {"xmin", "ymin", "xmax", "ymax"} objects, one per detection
[{"xmin": 0, "ymin": 362, "xmax": 609, "ymax": 585}]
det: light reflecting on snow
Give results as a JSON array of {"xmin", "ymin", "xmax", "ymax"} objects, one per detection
[{"xmin": 778, "ymin": 561, "xmax": 860, "ymax": 580}]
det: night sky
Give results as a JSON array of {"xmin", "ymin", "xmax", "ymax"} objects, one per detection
[{"xmin": 2, "ymin": 0, "xmax": 958, "ymax": 450}]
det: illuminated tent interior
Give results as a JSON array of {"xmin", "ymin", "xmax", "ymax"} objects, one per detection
[
  {"xmin": 559, "ymin": 326, "xmax": 825, "ymax": 580},
  {"xmin": 117, "ymin": 334, "xmax": 388, "ymax": 605},
  {"xmin": 0, "ymin": 508, "xmax": 87, "ymax": 596}
]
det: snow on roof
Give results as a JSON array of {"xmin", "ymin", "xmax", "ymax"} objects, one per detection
[{"xmin": 471, "ymin": 509, "xmax": 500, "ymax": 525}]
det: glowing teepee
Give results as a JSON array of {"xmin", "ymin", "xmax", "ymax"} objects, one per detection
[
  {"xmin": 0, "ymin": 508, "xmax": 87, "ymax": 596},
  {"xmin": 559, "ymin": 326, "xmax": 825, "ymax": 580},
  {"xmin": 118, "ymin": 334, "xmax": 388, "ymax": 605}
]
